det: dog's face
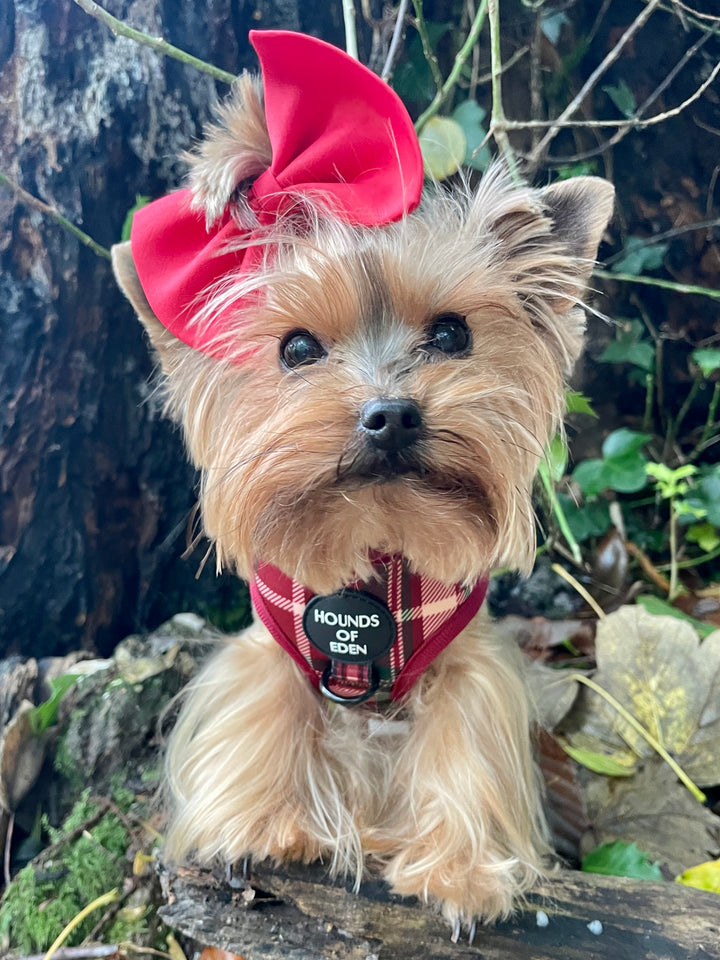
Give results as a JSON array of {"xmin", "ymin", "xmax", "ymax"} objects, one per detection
[{"xmin": 113, "ymin": 79, "xmax": 614, "ymax": 594}]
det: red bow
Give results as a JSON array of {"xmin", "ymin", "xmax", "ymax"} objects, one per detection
[{"xmin": 130, "ymin": 30, "xmax": 424, "ymax": 356}]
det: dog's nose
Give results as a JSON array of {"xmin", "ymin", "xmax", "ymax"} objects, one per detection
[{"xmin": 360, "ymin": 398, "xmax": 422, "ymax": 452}]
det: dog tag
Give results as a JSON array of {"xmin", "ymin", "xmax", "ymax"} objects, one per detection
[{"xmin": 303, "ymin": 590, "xmax": 396, "ymax": 664}]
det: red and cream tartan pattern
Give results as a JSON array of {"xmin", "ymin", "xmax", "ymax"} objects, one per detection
[{"xmin": 250, "ymin": 556, "xmax": 488, "ymax": 704}]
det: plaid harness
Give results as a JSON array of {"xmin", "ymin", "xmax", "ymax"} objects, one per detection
[{"xmin": 250, "ymin": 557, "xmax": 488, "ymax": 707}]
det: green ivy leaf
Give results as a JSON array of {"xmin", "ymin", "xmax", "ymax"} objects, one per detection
[
  {"xmin": 451, "ymin": 100, "xmax": 492, "ymax": 171},
  {"xmin": 392, "ymin": 26, "xmax": 452, "ymax": 104},
  {"xmin": 686, "ymin": 522, "xmax": 720, "ymax": 553},
  {"xmin": 646, "ymin": 462, "xmax": 697, "ymax": 501},
  {"xmin": 601, "ymin": 428, "xmax": 652, "ymax": 460},
  {"xmin": 602, "ymin": 79, "xmax": 637, "ymax": 119},
  {"xmin": 691, "ymin": 348, "xmax": 720, "ymax": 378},
  {"xmin": 557, "ymin": 494, "xmax": 611, "ymax": 542},
  {"xmin": 572, "ymin": 459, "xmax": 609, "ymax": 498},
  {"xmin": 419, "ymin": 116, "xmax": 467, "ymax": 180},
  {"xmin": 28, "ymin": 675, "xmax": 79, "ymax": 736},
  {"xmin": 610, "ymin": 236, "xmax": 669, "ymax": 276},
  {"xmin": 582, "ymin": 840, "xmax": 664, "ymax": 881},
  {"xmin": 572, "ymin": 430, "xmax": 650, "ymax": 497},
  {"xmin": 635, "ymin": 595, "xmax": 716, "ymax": 638},
  {"xmin": 601, "ymin": 339, "xmax": 655, "ymax": 371},
  {"xmin": 602, "ymin": 456, "xmax": 650, "ymax": 493},
  {"xmin": 565, "ymin": 391, "xmax": 598, "ymax": 417},
  {"xmin": 683, "ymin": 469, "xmax": 720, "ymax": 527},
  {"xmin": 599, "ymin": 321, "xmax": 655, "ymax": 372},
  {"xmin": 545, "ymin": 434, "xmax": 568, "ymax": 483},
  {"xmin": 555, "ymin": 161, "xmax": 599, "ymax": 180}
]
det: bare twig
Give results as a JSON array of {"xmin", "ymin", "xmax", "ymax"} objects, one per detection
[
  {"xmin": 0, "ymin": 171, "xmax": 111, "ymax": 260},
  {"xmin": 467, "ymin": 0, "xmax": 481, "ymax": 101},
  {"xmin": 343, "ymin": 0, "xmax": 359, "ymax": 59},
  {"xmin": 382, "ymin": 0, "xmax": 411, "ymax": 81},
  {"xmin": 17, "ymin": 948, "xmax": 119, "ymax": 960},
  {"xmin": 3, "ymin": 811, "xmax": 14, "ymax": 889},
  {"xmin": 411, "ymin": 0, "xmax": 444, "ymax": 92},
  {"xmin": 602, "ymin": 218, "xmax": 720, "ymax": 269},
  {"xmin": 587, "ymin": 0, "xmax": 614, "ymax": 48},
  {"xmin": 544, "ymin": 30, "xmax": 720, "ymax": 165},
  {"xmin": 666, "ymin": 0, "xmax": 720, "ymax": 22},
  {"xmin": 529, "ymin": 13, "xmax": 543, "ymax": 151},
  {"xmin": 415, "ymin": 0, "xmax": 489, "ymax": 133},
  {"xmin": 486, "ymin": 0, "xmax": 519, "ymax": 176},
  {"xmin": 72, "ymin": 0, "xmax": 235, "ymax": 84},
  {"xmin": 474, "ymin": 45, "xmax": 528, "ymax": 86},
  {"xmin": 527, "ymin": 0, "xmax": 663, "ymax": 167}
]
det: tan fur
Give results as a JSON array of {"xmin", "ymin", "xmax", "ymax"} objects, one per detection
[{"xmin": 113, "ymin": 70, "xmax": 614, "ymax": 930}]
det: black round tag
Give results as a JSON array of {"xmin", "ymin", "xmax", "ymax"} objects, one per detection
[{"xmin": 303, "ymin": 590, "xmax": 396, "ymax": 664}]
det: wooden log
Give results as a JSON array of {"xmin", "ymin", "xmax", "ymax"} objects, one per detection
[{"xmin": 159, "ymin": 860, "xmax": 720, "ymax": 959}]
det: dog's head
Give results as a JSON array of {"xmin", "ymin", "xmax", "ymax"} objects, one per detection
[{"xmin": 113, "ymin": 31, "xmax": 614, "ymax": 593}]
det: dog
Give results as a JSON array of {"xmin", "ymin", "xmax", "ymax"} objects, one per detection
[{"xmin": 112, "ymin": 29, "xmax": 614, "ymax": 932}]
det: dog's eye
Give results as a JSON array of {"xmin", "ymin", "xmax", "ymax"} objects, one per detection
[
  {"xmin": 426, "ymin": 314, "xmax": 471, "ymax": 356},
  {"xmin": 281, "ymin": 330, "xmax": 326, "ymax": 368}
]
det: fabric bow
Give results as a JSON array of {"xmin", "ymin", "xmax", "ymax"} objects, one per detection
[{"xmin": 130, "ymin": 30, "xmax": 424, "ymax": 356}]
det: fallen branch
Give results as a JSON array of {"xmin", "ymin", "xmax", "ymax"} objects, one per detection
[{"xmin": 159, "ymin": 859, "xmax": 720, "ymax": 960}]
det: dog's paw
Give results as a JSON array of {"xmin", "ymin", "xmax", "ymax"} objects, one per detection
[{"xmin": 383, "ymin": 842, "xmax": 543, "ymax": 930}]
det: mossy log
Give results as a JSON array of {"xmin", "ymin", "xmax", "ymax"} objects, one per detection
[{"xmin": 159, "ymin": 860, "xmax": 720, "ymax": 960}]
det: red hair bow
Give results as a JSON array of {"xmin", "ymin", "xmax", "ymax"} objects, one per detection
[{"xmin": 130, "ymin": 30, "xmax": 424, "ymax": 356}]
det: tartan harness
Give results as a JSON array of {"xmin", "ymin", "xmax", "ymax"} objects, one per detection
[{"xmin": 250, "ymin": 556, "xmax": 489, "ymax": 707}]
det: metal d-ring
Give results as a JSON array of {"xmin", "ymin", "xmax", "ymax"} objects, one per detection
[{"xmin": 319, "ymin": 662, "xmax": 380, "ymax": 705}]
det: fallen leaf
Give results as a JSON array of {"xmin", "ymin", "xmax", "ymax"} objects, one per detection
[
  {"xmin": 560, "ymin": 735, "xmax": 637, "ymax": 777},
  {"xmin": 199, "ymin": 949, "xmax": 247, "ymax": 960},
  {"xmin": 582, "ymin": 839, "xmax": 663, "ymax": 880},
  {"xmin": 526, "ymin": 660, "xmax": 579, "ymax": 729},
  {"xmin": 563, "ymin": 605, "xmax": 720, "ymax": 786},
  {"xmin": 0, "ymin": 700, "xmax": 46, "ymax": 812},
  {"xmin": 676, "ymin": 857, "xmax": 720, "ymax": 894},
  {"xmin": 579, "ymin": 758, "xmax": 719, "ymax": 877}
]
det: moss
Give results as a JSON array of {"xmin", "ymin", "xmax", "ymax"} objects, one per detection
[
  {"xmin": 53, "ymin": 709, "xmax": 90, "ymax": 793},
  {"xmin": 0, "ymin": 791, "xmax": 136, "ymax": 953}
]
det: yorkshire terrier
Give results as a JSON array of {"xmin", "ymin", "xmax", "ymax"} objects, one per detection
[{"xmin": 112, "ymin": 29, "xmax": 614, "ymax": 932}]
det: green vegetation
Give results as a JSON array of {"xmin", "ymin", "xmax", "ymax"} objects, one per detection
[{"xmin": 0, "ymin": 792, "xmax": 150, "ymax": 953}]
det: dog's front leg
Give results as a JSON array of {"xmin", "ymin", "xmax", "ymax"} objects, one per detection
[
  {"xmin": 163, "ymin": 622, "xmax": 362, "ymax": 876},
  {"xmin": 380, "ymin": 621, "xmax": 549, "ymax": 930}
]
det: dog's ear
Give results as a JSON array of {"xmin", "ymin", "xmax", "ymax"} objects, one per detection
[
  {"xmin": 474, "ymin": 170, "xmax": 614, "ymax": 309},
  {"xmin": 111, "ymin": 241, "xmax": 193, "ymax": 372},
  {"xmin": 540, "ymin": 176, "xmax": 616, "ymax": 295},
  {"xmin": 469, "ymin": 168, "xmax": 614, "ymax": 370},
  {"xmin": 185, "ymin": 73, "xmax": 272, "ymax": 229}
]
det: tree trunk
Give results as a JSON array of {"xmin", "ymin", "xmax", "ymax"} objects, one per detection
[{"xmin": 0, "ymin": 0, "xmax": 343, "ymax": 658}]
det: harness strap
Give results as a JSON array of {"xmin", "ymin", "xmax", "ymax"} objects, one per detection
[{"xmin": 250, "ymin": 557, "xmax": 488, "ymax": 706}]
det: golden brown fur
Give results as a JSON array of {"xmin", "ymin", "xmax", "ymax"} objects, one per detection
[{"xmin": 112, "ymin": 64, "xmax": 614, "ymax": 931}]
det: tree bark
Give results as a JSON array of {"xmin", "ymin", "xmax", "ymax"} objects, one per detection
[
  {"xmin": 160, "ymin": 860, "xmax": 720, "ymax": 960},
  {"xmin": 0, "ymin": 0, "xmax": 342, "ymax": 658}
]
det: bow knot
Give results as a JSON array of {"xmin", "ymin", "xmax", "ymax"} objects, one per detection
[{"xmin": 130, "ymin": 30, "xmax": 424, "ymax": 358}]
